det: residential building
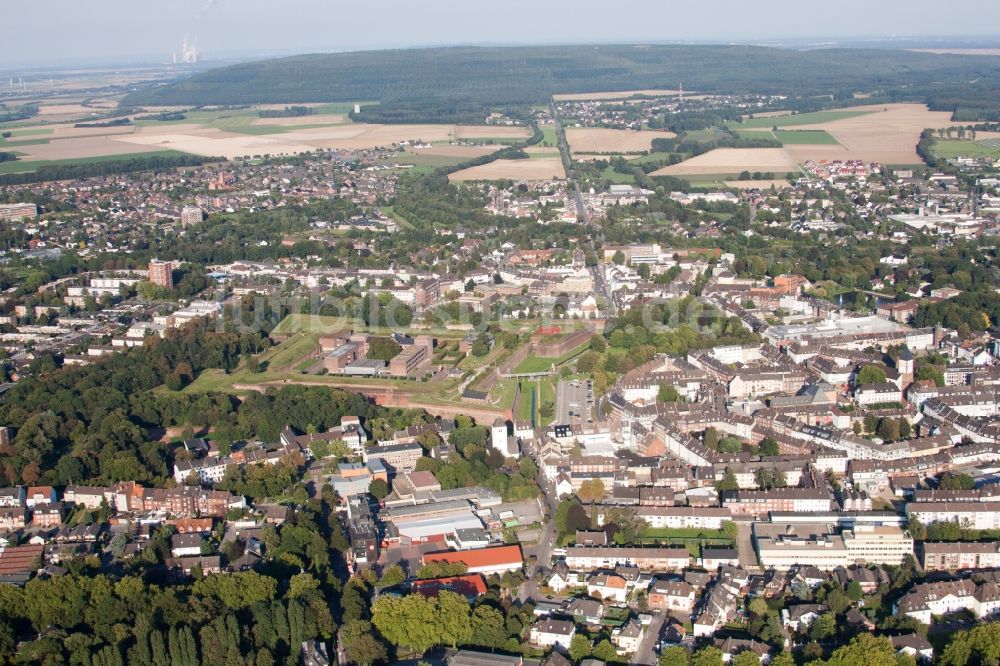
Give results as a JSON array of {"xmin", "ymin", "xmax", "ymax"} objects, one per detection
[
  {"xmin": 919, "ymin": 541, "xmax": 1000, "ymax": 571},
  {"xmin": 529, "ymin": 618, "xmax": 576, "ymax": 650},
  {"xmin": 148, "ymin": 259, "xmax": 174, "ymax": 289}
]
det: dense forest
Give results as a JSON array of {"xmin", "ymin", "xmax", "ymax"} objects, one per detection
[{"xmin": 124, "ymin": 45, "xmax": 1000, "ymax": 120}]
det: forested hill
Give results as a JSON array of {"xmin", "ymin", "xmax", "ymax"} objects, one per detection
[{"xmin": 123, "ymin": 44, "xmax": 1000, "ymax": 113}]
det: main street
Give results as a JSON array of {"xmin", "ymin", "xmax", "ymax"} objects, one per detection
[
  {"xmin": 518, "ymin": 467, "xmax": 560, "ymax": 604},
  {"xmin": 633, "ymin": 610, "xmax": 667, "ymax": 666}
]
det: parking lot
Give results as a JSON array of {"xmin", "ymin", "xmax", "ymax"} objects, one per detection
[{"xmin": 556, "ymin": 379, "xmax": 594, "ymax": 424}]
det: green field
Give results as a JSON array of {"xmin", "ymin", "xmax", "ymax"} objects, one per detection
[
  {"xmin": 529, "ymin": 151, "xmax": 561, "ymax": 160},
  {"xmin": 513, "ymin": 355, "xmax": 557, "ymax": 374},
  {"xmin": 4, "ymin": 128, "xmax": 54, "ymax": 136},
  {"xmin": 539, "ymin": 126, "xmax": 559, "ymax": 147},
  {"xmin": 0, "ymin": 150, "xmax": 193, "ymax": 175},
  {"xmin": 642, "ymin": 527, "xmax": 730, "ymax": 539},
  {"xmin": 629, "ymin": 151, "xmax": 675, "ymax": 165},
  {"xmin": 931, "ymin": 139, "xmax": 1000, "ymax": 160},
  {"xmin": 733, "ymin": 109, "xmax": 875, "ymax": 129},
  {"xmin": 598, "ymin": 165, "xmax": 636, "ymax": 184},
  {"xmin": 683, "ymin": 129, "xmax": 729, "ymax": 142},
  {"xmin": 517, "ymin": 382, "xmax": 536, "ymax": 422},
  {"xmin": 133, "ymin": 107, "xmax": 354, "ymax": 135},
  {"xmin": 538, "ymin": 379, "xmax": 556, "ymax": 426},
  {"xmin": 389, "ymin": 152, "xmax": 470, "ymax": 168},
  {"xmin": 0, "ymin": 138, "xmax": 50, "ymax": 147},
  {"xmin": 771, "ymin": 129, "xmax": 840, "ymax": 145}
]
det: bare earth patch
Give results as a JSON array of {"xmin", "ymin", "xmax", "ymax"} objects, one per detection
[
  {"xmin": 651, "ymin": 148, "xmax": 799, "ymax": 176},
  {"xmin": 565, "ymin": 128, "xmax": 675, "ymax": 154},
  {"xmin": 448, "ymin": 158, "xmax": 565, "ymax": 181}
]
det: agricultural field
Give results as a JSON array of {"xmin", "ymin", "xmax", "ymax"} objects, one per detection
[
  {"xmin": 565, "ymin": 127, "xmax": 674, "ymax": 154},
  {"xmin": 394, "ymin": 144, "xmax": 504, "ymax": 168},
  {"xmin": 771, "ymin": 129, "xmax": 840, "ymax": 145},
  {"xmin": 114, "ymin": 123, "xmax": 531, "ymax": 160},
  {"xmin": 931, "ymin": 138, "xmax": 1000, "ymax": 160},
  {"xmin": 2, "ymin": 100, "xmax": 532, "ymax": 167},
  {"xmin": 651, "ymin": 147, "xmax": 799, "ymax": 176},
  {"xmin": 448, "ymin": 157, "xmax": 565, "ymax": 181},
  {"xmin": 734, "ymin": 108, "xmax": 877, "ymax": 129},
  {"xmin": 0, "ymin": 150, "xmax": 192, "ymax": 175},
  {"xmin": 748, "ymin": 103, "xmax": 954, "ymax": 164}
]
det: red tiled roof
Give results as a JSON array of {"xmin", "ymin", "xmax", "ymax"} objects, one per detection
[
  {"xmin": 423, "ymin": 544, "xmax": 523, "ymax": 569},
  {"xmin": 411, "ymin": 574, "xmax": 488, "ymax": 598},
  {"xmin": 0, "ymin": 544, "xmax": 43, "ymax": 575}
]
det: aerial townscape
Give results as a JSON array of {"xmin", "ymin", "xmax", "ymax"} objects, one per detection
[{"xmin": 3, "ymin": 3, "xmax": 1000, "ymax": 666}]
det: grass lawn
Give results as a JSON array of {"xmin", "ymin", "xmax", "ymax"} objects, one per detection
[
  {"xmin": 538, "ymin": 379, "xmax": 556, "ymax": 426},
  {"xmin": 629, "ymin": 151, "xmax": 674, "ymax": 164},
  {"xmin": 931, "ymin": 139, "xmax": 1000, "ymax": 160},
  {"xmin": 489, "ymin": 380, "xmax": 520, "ymax": 409},
  {"xmin": 388, "ymin": 152, "xmax": 469, "ymax": 168},
  {"xmin": 539, "ymin": 126, "xmax": 559, "ymax": 147},
  {"xmin": 664, "ymin": 173, "xmax": 744, "ymax": 187},
  {"xmin": 529, "ymin": 151, "xmax": 561, "ymax": 159},
  {"xmin": 227, "ymin": 122, "xmax": 348, "ymax": 136},
  {"xmin": 0, "ymin": 138, "xmax": 50, "ymax": 147},
  {"xmin": 733, "ymin": 108, "xmax": 875, "ymax": 129},
  {"xmin": 0, "ymin": 150, "xmax": 193, "ymax": 175},
  {"xmin": 513, "ymin": 355, "xmax": 557, "ymax": 374},
  {"xmin": 517, "ymin": 382, "xmax": 536, "ymax": 422},
  {"xmin": 772, "ymin": 129, "xmax": 840, "ymax": 145},
  {"xmin": 683, "ymin": 129, "xmax": 728, "ymax": 142},
  {"xmin": 380, "ymin": 205, "xmax": 413, "ymax": 230},
  {"xmin": 599, "ymin": 165, "xmax": 636, "ymax": 184},
  {"xmin": 642, "ymin": 527, "xmax": 730, "ymax": 539},
  {"xmin": 1, "ymin": 128, "xmax": 54, "ymax": 137}
]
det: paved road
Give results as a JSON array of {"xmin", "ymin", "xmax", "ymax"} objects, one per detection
[
  {"xmin": 518, "ymin": 471, "xmax": 560, "ymax": 604},
  {"xmin": 593, "ymin": 264, "xmax": 617, "ymax": 317},
  {"xmin": 633, "ymin": 610, "xmax": 667, "ymax": 666}
]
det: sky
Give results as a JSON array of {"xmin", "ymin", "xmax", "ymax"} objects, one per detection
[{"xmin": 4, "ymin": 0, "xmax": 1000, "ymax": 67}]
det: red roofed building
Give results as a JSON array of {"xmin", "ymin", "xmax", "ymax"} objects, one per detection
[
  {"xmin": 0, "ymin": 543, "xmax": 43, "ymax": 581},
  {"xmin": 422, "ymin": 544, "xmax": 523, "ymax": 575},
  {"xmin": 411, "ymin": 574, "xmax": 488, "ymax": 599}
]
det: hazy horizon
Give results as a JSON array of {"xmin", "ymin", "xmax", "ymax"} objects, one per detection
[{"xmin": 4, "ymin": 0, "xmax": 1000, "ymax": 68}]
